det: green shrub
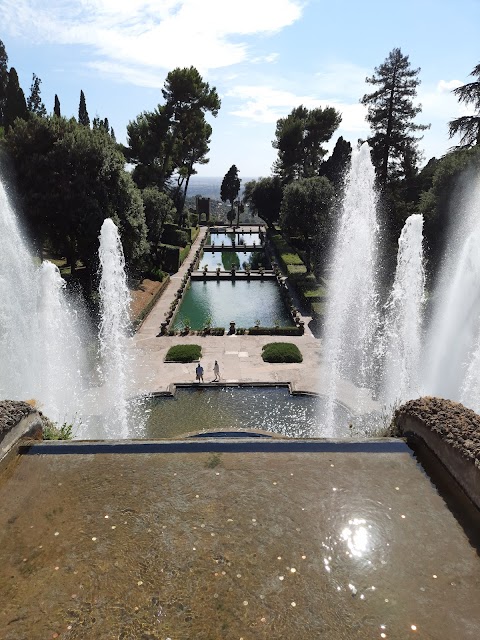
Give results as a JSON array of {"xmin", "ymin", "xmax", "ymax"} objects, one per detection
[
  {"xmin": 311, "ymin": 302, "xmax": 326, "ymax": 318},
  {"xmin": 42, "ymin": 418, "xmax": 74, "ymax": 440},
  {"xmin": 165, "ymin": 344, "xmax": 202, "ymax": 362},
  {"xmin": 189, "ymin": 213, "xmax": 199, "ymax": 227},
  {"xmin": 286, "ymin": 264, "xmax": 307, "ymax": 278},
  {"xmin": 261, "ymin": 342, "xmax": 303, "ymax": 363},
  {"xmin": 282, "ymin": 252, "xmax": 304, "ymax": 266}
]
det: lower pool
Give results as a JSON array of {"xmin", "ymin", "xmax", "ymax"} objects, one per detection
[{"xmin": 142, "ymin": 387, "xmax": 352, "ymax": 438}]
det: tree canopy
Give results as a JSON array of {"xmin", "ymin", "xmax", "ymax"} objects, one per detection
[
  {"xmin": 280, "ymin": 176, "xmax": 334, "ymax": 271},
  {"xmin": 243, "ymin": 176, "xmax": 283, "ymax": 228},
  {"xmin": 78, "ymin": 90, "xmax": 90, "ymax": 127},
  {"xmin": 5, "ymin": 115, "xmax": 148, "ymax": 279},
  {"xmin": 272, "ymin": 105, "xmax": 341, "ymax": 183},
  {"xmin": 449, "ymin": 62, "xmax": 480, "ymax": 148},
  {"xmin": 27, "ymin": 74, "xmax": 47, "ymax": 117},
  {"xmin": 220, "ymin": 165, "xmax": 241, "ymax": 218},
  {"xmin": 125, "ymin": 66, "xmax": 220, "ymax": 219},
  {"xmin": 0, "ymin": 39, "xmax": 8, "ymax": 129},
  {"xmin": 361, "ymin": 48, "xmax": 429, "ymax": 186},
  {"xmin": 3, "ymin": 68, "xmax": 28, "ymax": 131}
]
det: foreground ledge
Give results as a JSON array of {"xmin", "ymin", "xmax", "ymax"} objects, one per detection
[{"xmin": 395, "ymin": 396, "xmax": 480, "ymax": 510}]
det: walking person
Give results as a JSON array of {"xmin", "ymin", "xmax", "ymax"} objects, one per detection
[
  {"xmin": 213, "ymin": 360, "xmax": 220, "ymax": 382},
  {"xmin": 195, "ymin": 362, "xmax": 204, "ymax": 383}
]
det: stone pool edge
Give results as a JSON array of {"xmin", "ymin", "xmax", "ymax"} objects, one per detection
[{"xmin": 395, "ymin": 397, "xmax": 480, "ymax": 511}]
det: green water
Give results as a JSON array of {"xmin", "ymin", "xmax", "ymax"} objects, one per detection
[
  {"xmin": 199, "ymin": 251, "xmax": 271, "ymax": 271},
  {"xmin": 142, "ymin": 387, "xmax": 351, "ymax": 438},
  {"xmin": 173, "ymin": 280, "xmax": 293, "ymax": 330}
]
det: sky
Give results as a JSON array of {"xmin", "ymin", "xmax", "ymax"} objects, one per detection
[{"xmin": 1, "ymin": 0, "xmax": 479, "ymax": 178}]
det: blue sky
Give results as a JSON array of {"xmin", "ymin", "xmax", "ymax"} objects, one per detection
[{"xmin": 1, "ymin": 0, "xmax": 479, "ymax": 177}]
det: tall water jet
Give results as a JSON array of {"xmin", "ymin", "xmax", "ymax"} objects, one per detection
[
  {"xmin": 321, "ymin": 143, "xmax": 380, "ymax": 434},
  {"xmin": 0, "ymin": 174, "xmax": 39, "ymax": 400},
  {"xmin": 0, "ymin": 172, "xmax": 89, "ymax": 424},
  {"xmin": 37, "ymin": 261, "xmax": 86, "ymax": 422},
  {"xmin": 424, "ymin": 170, "xmax": 480, "ymax": 403},
  {"xmin": 98, "ymin": 218, "xmax": 131, "ymax": 438},
  {"xmin": 381, "ymin": 214, "xmax": 425, "ymax": 408}
]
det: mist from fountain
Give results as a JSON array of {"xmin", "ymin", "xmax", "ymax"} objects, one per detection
[
  {"xmin": 98, "ymin": 218, "xmax": 131, "ymax": 438},
  {"xmin": 0, "ymin": 173, "xmax": 88, "ymax": 424},
  {"xmin": 381, "ymin": 214, "xmax": 425, "ymax": 409},
  {"xmin": 321, "ymin": 142, "xmax": 380, "ymax": 434},
  {"xmin": 424, "ymin": 170, "xmax": 480, "ymax": 406},
  {"xmin": 322, "ymin": 148, "xmax": 480, "ymax": 432}
]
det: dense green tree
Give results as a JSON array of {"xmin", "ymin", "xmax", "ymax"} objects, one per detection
[
  {"xmin": 141, "ymin": 187, "xmax": 175, "ymax": 259},
  {"xmin": 272, "ymin": 105, "xmax": 341, "ymax": 183},
  {"xmin": 53, "ymin": 94, "xmax": 61, "ymax": 117},
  {"xmin": 125, "ymin": 66, "xmax": 220, "ymax": 213},
  {"xmin": 27, "ymin": 74, "xmax": 47, "ymax": 117},
  {"xmin": 5, "ymin": 115, "xmax": 148, "ymax": 281},
  {"xmin": 0, "ymin": 39, "xmax": 9, "ymax": 128},
  {"xmin": 280, "ymin": 176, "xmax": 334, "ymax": 271},
  {"xmin": 243, "ymin": 176, "xmax": 283, "ymax": 228},
  {"xmin": 220, "ymin": 165, "xmax": 241, "ymax": 222},
  {"xmin": 320, "ymin": 136, "xmax": 352, "ymax": 190},
  {"xmin": 449, "ymin": 63, "xmax": 480, "ymax": 148},
  {"xmin": 361, "ymin": 48, "xmax": 429, "ymax": 187},
  {"xmin": 419, "ymin": 146, "xmax": 480, "ymax": 277},
  {"xmin": 78, "ymin": 90, "xmax": 90, "ymax": 127},
  {"xmin": 3, "ymin": 68, "xmax": 28, "ymax": 130}
]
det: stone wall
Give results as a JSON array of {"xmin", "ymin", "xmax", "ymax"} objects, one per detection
[
  {"xmin": 395, "ymin": 396, "xmax": 480, "ymax": 510},
  {"xmin": 0, "ymin": 400, "xmax": 43, "ymax": 464}
]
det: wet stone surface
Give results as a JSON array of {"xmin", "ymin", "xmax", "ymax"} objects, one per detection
[{"xmin": 1, "ymin": 448, "xmax": 480, "ymax": 639}]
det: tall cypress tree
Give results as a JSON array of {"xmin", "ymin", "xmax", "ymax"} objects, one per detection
[
  {"xmin": 27, "ymin": 73, "xmax": 47, "ymax": 117},
  {"xmin": 4, "ymin": 67, "xmax": 28, "ymax": 130},
  {"xmin": 361, "ymin": 48, "xmax": 429, "ymax": 187},
  {"xmin": 78, "ymin": 89, "xmax": 90, "ymax": 127},
  {"xmin": 0, "ymin": 39, "xmax": 8, "ymax": 128},
  {"xmin": 54, "ymin": 94, "xmax": 61, "ymax": 117}
]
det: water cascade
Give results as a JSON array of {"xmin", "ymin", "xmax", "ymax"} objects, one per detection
[
  {"xmin": 381, "ymin": 214, "xmax": 425, "ymax": 409},
  {"xmin": 321, "ymin": 142, "xmax": 380, "ymax": 434},
  {"xmin": 98, "ymin": 218, "xmax": 131, "ymax": 438}
]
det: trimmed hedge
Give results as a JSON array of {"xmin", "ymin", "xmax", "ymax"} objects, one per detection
[
  {"xmin": 165, "ymin": 344, "xmax": 202, "ymax": 363},
  {"xmin": 262, "ymin": 342, "xmax": 303, "ymax": 363},
  {"xmin": 161, "ymin": 223, "xmax": 189, "ymax": 247},
  {"xmin": 269, "ymin": 231, "xmax": 307, "ymax": 272},
  {"xmin": 179, "ymin": 243, "xmax": 191, "ymax": 266},
  {"xmin": 248, "ymin": 326, "xmax": 304, "ymax": 336},
  {"xmin": 286, "ymin": 264, "xmax": 307, "ymax": 279},
  {"xmin": 159, "ymin": 243, "xmax": 181, "ymax": 272}
]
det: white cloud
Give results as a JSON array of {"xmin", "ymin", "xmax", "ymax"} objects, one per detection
[
  {"xmin": 227, "ymin": 84, "xmax": 368, "ymax": 133},
  {"xmin": 1, "ymin": 0, "xmax": 303, "ymax": 80}
]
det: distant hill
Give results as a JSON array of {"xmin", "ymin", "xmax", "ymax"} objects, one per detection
[{"xmin": 186, "ymin": 176, "xmax": 259, "ymax": 200}]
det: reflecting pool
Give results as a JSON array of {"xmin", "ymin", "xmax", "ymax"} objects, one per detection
[
  {"xmin": 199, "ymin": 250, "xmax": 271, "ymax": 271},
  {"xmin": 207, "ymin": 232, "xmax": 262, "ymax": 246},
  {"xmin": 173, "ymin": 280, "xmax": 293, "ymax": 330},
  {"xmin": 143, "ymin": 387, "xmax": 352, "ymax": 438}
]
